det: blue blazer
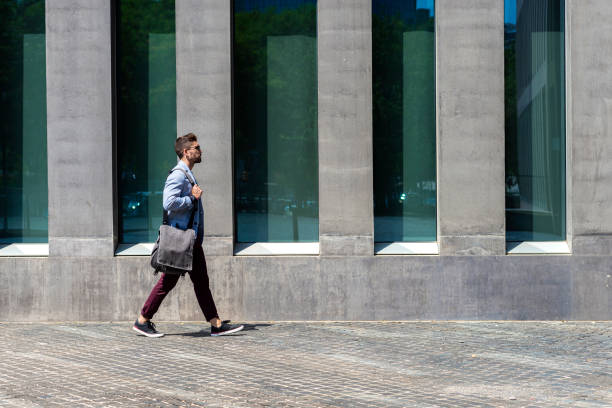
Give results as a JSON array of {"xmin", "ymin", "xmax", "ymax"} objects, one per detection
[{"xmin": 162, "ymin": 161, "xmax": 203, "ymax": 241}]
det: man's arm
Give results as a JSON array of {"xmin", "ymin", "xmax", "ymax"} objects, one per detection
[{"xmin": 163, "ymin": 170, "xmax": 194, "ymax": 212}]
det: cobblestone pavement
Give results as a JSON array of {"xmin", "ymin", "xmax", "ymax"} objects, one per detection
[{"xmin": 0, "ymin": 322, "xmax": 610, "ymax": 407}]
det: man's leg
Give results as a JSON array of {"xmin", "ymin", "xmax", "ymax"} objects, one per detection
[
  {"xmin": 140, "ymin": 273, "xmax": 180, "ymax": 321},
  {"xmin": 189, "ymin": 245, "xmax": 244, "ymax": 336},
  {"xmin": 189, "ymin": 245, "xmax": 220, "ymax": 323},
  {"xmin": 133, "ymin": 273, "xmax": 180, "ymax": 337}
]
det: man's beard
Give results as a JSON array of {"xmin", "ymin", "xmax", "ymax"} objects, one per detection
[{"xmin": 194, "ymin": 156, "xmax": 202, "ymax": 163}]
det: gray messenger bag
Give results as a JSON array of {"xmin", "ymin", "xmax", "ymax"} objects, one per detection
[{"xmin": 150, "ymin": 169, "xmax": 198, "ymax": 275}]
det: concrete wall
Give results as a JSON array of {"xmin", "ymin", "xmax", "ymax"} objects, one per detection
[
  {"xmin": 569, "ymin": 0, "xmax": 612, "ymax": 255},
  {"xmin": 1, "ymin": 0, "xmax": 611, "ymax": 321},
  {"xmin": 176, "ymin": 0, "xmax": 233, "ymax": 257},
  {"xmin": 46, "ymin": 0, "xmax": 115, "ymax": 257},
  {"xmin": 318, "ymin": 0, "xmax": 374, "ymax": 256},
  {"xmin": 436, "ymin": 0, "xmax": 505, "ymax": 256},
  {"xmin": 1, "ymin": 255, "xmax": 609, "ymax": 321}
]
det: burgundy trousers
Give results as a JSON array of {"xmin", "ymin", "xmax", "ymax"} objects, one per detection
[{"xmin": 141, "ymin": 244, "xmax": 219, "ymax": 321}]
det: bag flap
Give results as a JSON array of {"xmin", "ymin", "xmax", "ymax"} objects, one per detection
[{"xmin": 157, "ymin": 225, "xmax": 196, "ymax": 271}]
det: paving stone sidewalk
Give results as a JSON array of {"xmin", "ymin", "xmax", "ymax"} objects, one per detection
[{"xmin": 0, "ymin": 321, "xmax": 610, "ymax": 407}]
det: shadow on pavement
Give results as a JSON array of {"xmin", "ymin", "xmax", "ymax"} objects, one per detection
[{"xmin": 166, "ymin": 323, "xmax": 272, "ymax": 337}]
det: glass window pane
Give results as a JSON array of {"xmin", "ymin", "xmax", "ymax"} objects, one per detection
[
  {"xmin": 234, "ymin": 0, "xmax": 318, "ymax": 243},
  {"xmin": 373, "ymin": 0, "xmax": 436, "ymax": 243},
  {"xmin": 0, "ymin": 1, "xmax": 47, "ymax": 244},
  {"xmin": 117, "ymin": 0, "xmax": 176, "ymax": 243},
  {"xmin": 505, "ymin": 0, "xmax": 566, "ymax": 242}
]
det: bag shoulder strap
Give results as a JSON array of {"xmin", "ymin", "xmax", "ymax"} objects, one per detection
[
  {"xmin": 162, "ymin": 167, "xmax": 198, "ymax": 228},
  {"xmin": 171, "ymin": 167, "xmax": 195, "ymax": 186}
]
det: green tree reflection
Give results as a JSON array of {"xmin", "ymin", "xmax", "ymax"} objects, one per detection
[{"xmin": 234, "ymin": 2, "xmax": 318, "ymax": 242}]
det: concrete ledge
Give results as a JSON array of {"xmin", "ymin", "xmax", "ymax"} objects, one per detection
[
  {"xmin": 115, "ymin": 243, "xmax": 154, "ymax": 256},
  {"xmin": 572, "ymin": 235, "xmax": 612, "ymax": 256},
  {"xmin": 320, "ymin": 235, "xmax": 373, "ymax": 256},
  {"xmin": 375, "ymin": 242, "xmax": 439, "ymax": 255},
  {"xmin": 507, "ymin": 241, "xmax": 571, "ymax": 255},
  {"xmin": 116, "ymin": 240, "xmax": 234, "ymax": 257},
  {"xmin": 203, "ymin": 237, "xmax": 233, "ymax": 256},
  {"xmin": 234, "ymin": 243, "xmax": 319, "ymax": 256},
  {"xmin": 49, "ymin": 238, "xmax": 115, "ymax": 258},
  {"xmin": 439, "ymin": 235, "xmax": 505, "ymax": 256},
  {"xmin": 0, "ymin": 244, "xmax": 49, "ymax": 257}
]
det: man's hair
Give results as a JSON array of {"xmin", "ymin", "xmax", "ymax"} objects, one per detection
[{"xmin": 175, "ymin": 133, "xmax": 198, "ymax": 158}]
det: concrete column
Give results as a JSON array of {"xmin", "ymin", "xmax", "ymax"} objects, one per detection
[
  {"xmin": 176, "ymin": 0, "xmax": 233, "ymax": 256},
  {"xmin": 318, "ymin": 0, "xmax": 373, "ymax": 256},
  {"xmin": 436, "ymin": 0, "xmax": 505, "ymax": 255},
  {"xmin": 46, "ymin": 0, "xmax": 114, "ymax": 257},
  {"xmin": 569, "ymin": 0, "xmax": 612, "ymax": 255}
]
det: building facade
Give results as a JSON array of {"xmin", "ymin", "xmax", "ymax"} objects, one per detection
[{"xmin": 0, "ymin": 0, "xmax": 611, "ymax": 321}]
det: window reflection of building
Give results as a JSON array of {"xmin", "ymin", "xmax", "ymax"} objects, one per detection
[{"xmin": 506, "ymin": 0, "xmax": 565, "ymax": 241}]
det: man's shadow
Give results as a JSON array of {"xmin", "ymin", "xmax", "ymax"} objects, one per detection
[{"xmin": 166, "ymin": 323, "xmax": 272, "ymax": 337}]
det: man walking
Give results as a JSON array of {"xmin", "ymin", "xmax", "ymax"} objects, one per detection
[{"xmin": 133, "ymin": 133, "xmax": 244, "ymax": 337}]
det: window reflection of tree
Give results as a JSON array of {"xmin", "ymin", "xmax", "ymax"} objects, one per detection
[
  {"xmin": 0, "ymin": 0, "xmax": 46, "ymax": 243},
  {"xmin": 373, "ymin": 2, "xmax": 436, "ymax": 242},
  {"xmin": 116, "ymin": 0, "xmax": 176, "ymax": 243},
  {"xmin": 234, "ymin": 1, "xmax": 318, "ymax": 242}
]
